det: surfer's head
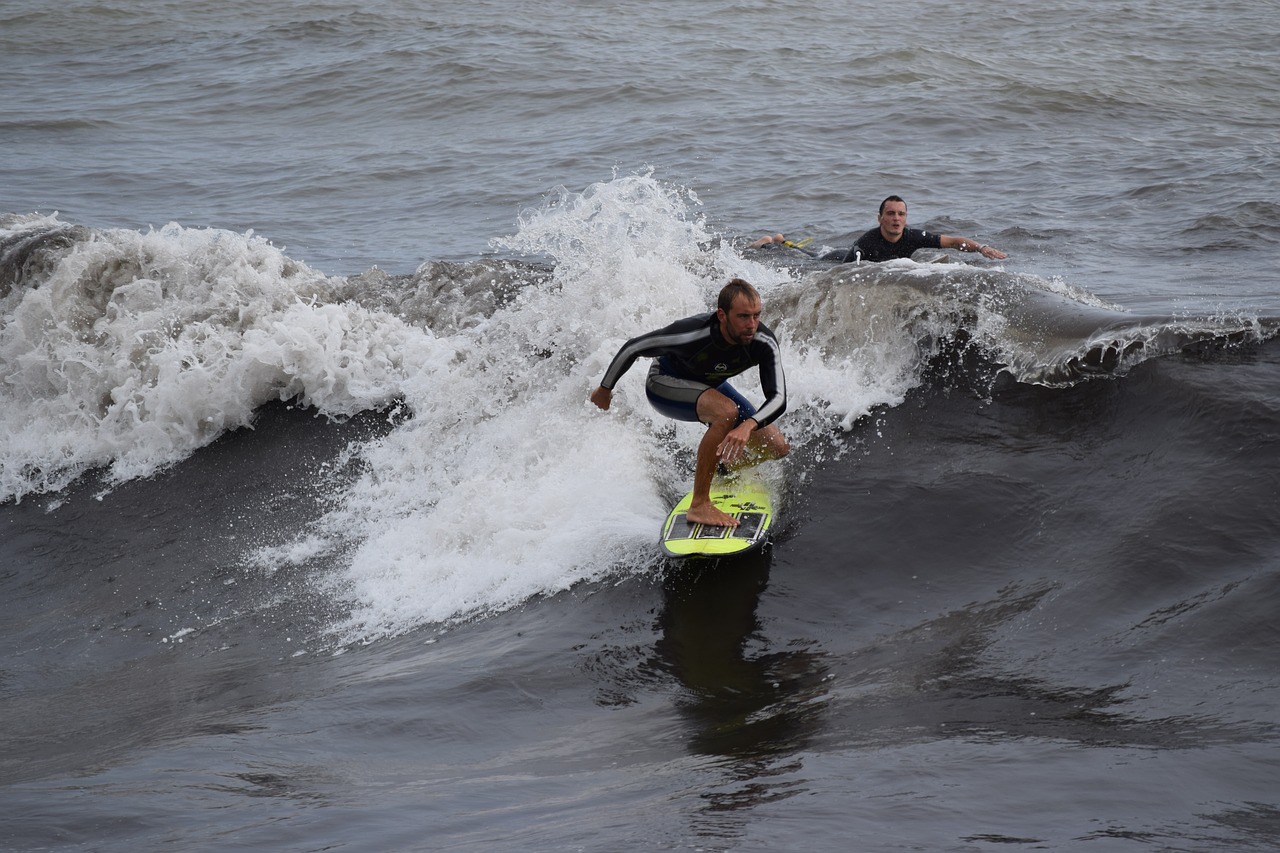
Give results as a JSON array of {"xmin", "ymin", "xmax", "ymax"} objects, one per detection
[
  {"xmin": 717, "ymin": 278, "xmax": 762, "ymax": 346},
  {"xmin": 877, "ymin": 195, "xmax": 908, "ymax": 242},
  {"xmin": 718, "ymin": 278, "xmax": 760, "ymax": 314}
]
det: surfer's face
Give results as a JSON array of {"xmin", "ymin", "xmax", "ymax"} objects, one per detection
[
  {"xmin": 878, "ymin": 200, "xmax": 908, "ymax": 241},
  {"xmin": 719, "ymin": 295, "xmax": 762, "ymax": 345}
]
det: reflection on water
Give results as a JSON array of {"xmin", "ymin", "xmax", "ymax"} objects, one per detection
[{"xmin": 653, "ymin": 550, "xmax": 831, "ymax": 813}]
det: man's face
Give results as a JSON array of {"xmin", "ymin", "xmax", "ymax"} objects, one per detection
[
  {"xmin": 878, "ymin": 200, "xmax": 908, "ymax": 241},
  {"xmin": 719, "ymin": 294, "xmax": 762, "ymax": 346}
]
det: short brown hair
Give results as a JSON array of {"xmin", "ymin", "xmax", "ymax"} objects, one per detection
[
  {"xmin": 879, "ymin": 195, "xmax": 906, "ymax": 214},
  {"xmin": 718, "ymin": 278, "xmax": 761, "ymax": 313}
]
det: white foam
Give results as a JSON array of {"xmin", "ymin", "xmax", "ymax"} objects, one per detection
[
  {"xmin": 309, "ymin": 177, "xmax": 933, "ymax": 644},
  {"xmin": 0, "ymin": 221, "xmax": 431, "ymax": 500},
  {"xmin": 3, "ymin": 178, "xmax": 917, "ymax": 644}
]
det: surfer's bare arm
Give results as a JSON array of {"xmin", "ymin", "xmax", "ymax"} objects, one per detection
[
  {"xmin": 590, "ymin": 386, "xmax": 612, "ymax": 411},
  {"xmin": 941, "ymin": 235, "xmax": 1008, "ymax": 259}
]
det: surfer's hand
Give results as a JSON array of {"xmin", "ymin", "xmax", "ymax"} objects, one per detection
[
  {"xmin": 717, "ymin": 421, "xmax": 753, "ymax": 464},
  {"xmin": 590, "ymin": 386, "xmax": 612, "ymax": 411}
]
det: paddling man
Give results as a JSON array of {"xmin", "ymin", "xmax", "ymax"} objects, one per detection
[
  {"xmin": 589, "ymin": 278, "xmax": 790, "ymax": 528},
  {"xmin": 751, "ymin": 195, "xmax": 1008, "ymax": 262},
  {"xmin": 843, "ymin": 195, "xmax": 1008, "ymax": 262}
]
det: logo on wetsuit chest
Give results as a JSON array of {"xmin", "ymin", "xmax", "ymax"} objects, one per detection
[{"xmin": 715, "ymin": 363, "xmax": 728, "ymax": 372}]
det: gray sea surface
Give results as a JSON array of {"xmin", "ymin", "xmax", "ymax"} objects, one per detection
[{"xmin": 3, "ymin": 1, "xmax": 1280, "ymax": 851}]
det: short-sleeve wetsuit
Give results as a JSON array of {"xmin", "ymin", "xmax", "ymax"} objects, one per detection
[
  {"xmin": 598, "ymin": 312, "xmax": 787, "ymax": 428},
  {"xmin": 843, "ymin": 227, "xmax": 943, "ymax": 263}
]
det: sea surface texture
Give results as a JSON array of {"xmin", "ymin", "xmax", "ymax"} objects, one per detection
[{"xmin": 3, "ymin": 0, "xmax": 1279, "ymax": 850}]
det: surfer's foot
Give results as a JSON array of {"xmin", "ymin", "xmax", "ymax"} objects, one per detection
[{"xmin": 687, "ymin": 501, "xmax": 739, "ymax": 528}]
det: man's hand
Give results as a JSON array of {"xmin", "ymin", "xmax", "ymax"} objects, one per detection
[
  {"xmin": 716, "ymin": 419, "xmax": 756, "ymax": 465},
  {"xmin": 589, "ymin": 386, "xmax": 612, "ymax": 411}
]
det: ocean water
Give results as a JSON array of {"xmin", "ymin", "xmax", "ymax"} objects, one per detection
[{"xmin": 2, "ymin": 0, "xmax": 1279, "ymax": 850}]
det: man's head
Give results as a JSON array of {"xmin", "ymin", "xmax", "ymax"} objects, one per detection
[
  {"xmin": 877, "ymin": 195, "xmax": 908, "ymax": 242},
  {"xmin": 717, "ymin": 278, "xmax": 763, "ymax": 346}
]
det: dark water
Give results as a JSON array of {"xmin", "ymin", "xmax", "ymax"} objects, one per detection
[
  {"xmin": 3, "ymin": 0, "xmax": 1280, "ymax": 849},
  {"xmin": 3, "ymin": 333, "xmax": 1278, "ymax": 851}
]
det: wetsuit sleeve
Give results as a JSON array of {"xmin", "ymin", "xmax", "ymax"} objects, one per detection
[
  {"xmin": 598, "ymin": 315, "xmax": 710, "ymax": 390},
  {"xmin": 911, "ymin": 229, "xmax": 943, "ymax": 251},
  {"xmin": 749, "ymin": 331, "xmax": 787, "ymax": 429},
  {"xmin": 843, "ymin": 229, "xmax": 877, "ymax": 263}
]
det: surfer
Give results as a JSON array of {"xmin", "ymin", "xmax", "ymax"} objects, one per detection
[
  {"xmin": 752, "ymin": 195, "xmax": 1009, "ymax": 262},
  {"xmin": 589, "ymin": 278, "xmax": 790, "ymax": 528},
  {"xmin": 845, "ymin": 195, "xmax": 1009, "ymax": 262}
]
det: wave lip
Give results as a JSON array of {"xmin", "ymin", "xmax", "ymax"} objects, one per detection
[{"xmin": 773, "ymin": 259, "xmax": 1280, "ymax": 392}]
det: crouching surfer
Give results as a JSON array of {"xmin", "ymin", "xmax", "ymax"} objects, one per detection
[{"xmin": 589, "ymin": 278, "xmax": 790, "ymax": 528}]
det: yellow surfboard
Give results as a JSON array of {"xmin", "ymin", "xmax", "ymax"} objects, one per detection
[{"xmin": 660, "ymin": 477, "xmax": 774, "ymax": 558}]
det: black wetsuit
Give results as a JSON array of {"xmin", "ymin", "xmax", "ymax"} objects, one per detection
[
  {"xmin": 599, "ymin": 312, "xmax": 787, "ymax": 429},
  {"xmin": 842, "ymin": 227, "xmax": 943, "ymax": 263}
]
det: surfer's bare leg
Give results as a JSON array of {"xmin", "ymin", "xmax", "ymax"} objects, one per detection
[
  {"xmin": 687, "ymin": 390, "xmax": 749, "ymax": 527},
  {"xmin": 689, "ymin": 418, "xmax": 739, "ymax": 527}
]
